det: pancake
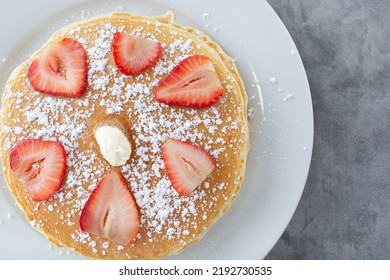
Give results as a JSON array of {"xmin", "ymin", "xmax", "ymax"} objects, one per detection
[{"xmin": 0, "ymin": 11, "xmax": 249, "ymax": 259}]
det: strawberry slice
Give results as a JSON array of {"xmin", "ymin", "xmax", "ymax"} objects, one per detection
[
  {"xmin": 10, "ymin": 139, "xmax": 67, "ymax": 202},
  {"xmin": 28, "ymin": 38, "xmax": 87, "ymax": 98},
  {"xmin": 154, "ymin": 55, "xmax": 223, "ymax": 108},
  {"xmin": 79, "ymin": 171, "xmax": 139, "ymax": 246},
  {"xmin": 162, "ymin": 139, "xmax": 216, "ymax": 196},
  {"xmin": 112, "ymin": 32, "xmax": 162, "ymax": 76}
]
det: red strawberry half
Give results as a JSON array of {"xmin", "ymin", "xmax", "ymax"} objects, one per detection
[
  {"xmin": 80, "ymin": 170, "xmax": 139, "ymax": 246},
  {"xmin": 162, "ymin": 139, "xmax": 216, "ymax": 196},
  {"xmin": 154, "ymin": 55, "xmax": 223, "ymax": 108},
  {"xmin": 112, "ymin": 32, "xmax": 162, "ymax": 76},
  {"xmin": 28, "ymin": 38, "xmax": 87, "ymax": 98},
  {"xmin": 10, "ymin": 139, "xmax": 67, "ymax": 202}
]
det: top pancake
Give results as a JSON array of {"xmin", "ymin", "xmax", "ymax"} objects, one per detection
[{"xmin": 0, "ymin": 11, "xmax": 249, "ymax": 259}]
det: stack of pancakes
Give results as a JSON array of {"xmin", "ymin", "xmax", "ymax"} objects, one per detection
[{"xmin": 0, "ymin": 12, "xmax": 249, "ymax": 259}]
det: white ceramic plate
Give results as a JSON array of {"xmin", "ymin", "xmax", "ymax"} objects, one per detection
[{"xmin": 0, "ymin": 0, "xmax": 313, "ymax": 259}]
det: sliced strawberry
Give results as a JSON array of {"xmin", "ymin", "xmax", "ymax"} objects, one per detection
[
  {"xmin": 28, "ymin": 38, "xmax": 87, "ymax": 98},
  {"xmin": 10, "ymin": 139, "xmax": 67, "ymax": 202},
  {"xmin": 80, "ymin": 171, "xmax": 139, "ymax": 246},
  {"xmin": 162, "ymin": 139, "xmax": 216, "ymax": 196},
  {"xmin": 112, "ymin": 32, "xmax": 162, "ymax": 76},
  {"xmin": 154, "ymin": 55, "xmax": 223, "ymax": 108}
]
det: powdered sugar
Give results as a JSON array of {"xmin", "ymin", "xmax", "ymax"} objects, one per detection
[{"xmin": 0, "ymin": 17, "xmax": 246, "ymax": 257}]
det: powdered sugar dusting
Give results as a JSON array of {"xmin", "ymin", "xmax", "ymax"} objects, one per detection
[{"xmin": 0, "ymin": 17, "xmax": 246, "ymax": 257}]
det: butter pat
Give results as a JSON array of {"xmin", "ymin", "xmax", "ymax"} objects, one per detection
[{"xmin": 94, "ymin": 126, "xmax": 132, "ymax": 166}]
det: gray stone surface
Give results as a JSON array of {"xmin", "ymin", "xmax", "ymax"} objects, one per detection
[{"xmin": 265, "ymin": 0, "xmax": 390, "ymax": 259}]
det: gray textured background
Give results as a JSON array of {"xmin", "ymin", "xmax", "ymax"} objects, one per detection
[{"xmin": 265, "ymin": 0, "xmax": 390, "ymax": 259}]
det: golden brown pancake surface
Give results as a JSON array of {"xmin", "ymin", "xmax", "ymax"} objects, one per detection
[{"xmin": 0, "ymin": 12, "xmax": 249, "ymax": 259}]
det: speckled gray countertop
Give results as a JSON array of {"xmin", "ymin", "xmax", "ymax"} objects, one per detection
[{"xmin": 265, "ymin": 0, "xmax": 390, "ymax": 259}]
